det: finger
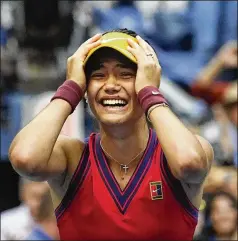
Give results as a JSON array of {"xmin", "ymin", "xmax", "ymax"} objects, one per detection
[
  {"xmin": 73, "ymin": 34, "xmax": 101, "ymax": 56},
  {"xmin": 147, "ymin": 46, "xmax": 159, "ymax": 63},
  {"xmin": 84, "ymin": 33, "xmax": 102, "ymax": 44},
  {"xmin": 127, "ymin": 38, "xmax": 141, "ymax": 50},
  {"xmin": 74, "ymin": 39, "xmax": 102, "ymax": 60},
  {"xmin": 141, "ymin": 41, "xmax": 159, "ymax": 63},
  {"xmin": 85, "ymin": 38, "xmax": 102, "ymax": 51},
  {"xmin": 136, "ymin": 35, "xmax": 149, "ymax": 52},
  {"xmin": 127, "ymin": 45, "xmax": 144, "ymax": 63},
  {"xmin": 127, "ymin": 38, "xmax": 147, "ymax": 62},
  {"xmin": 136, "ymin": 35, "xmax": 155, "ymax": 56},
  {"xmin": 83, "ymin": 39, "xmax": 102, "ymax": 56},
  {"xmin": 134, "ymin": 36, "xmax": 160, "ymax": 64},
  {"xmin": 136, "ymin": 36, "xmax": 158, "ymax": 57}
]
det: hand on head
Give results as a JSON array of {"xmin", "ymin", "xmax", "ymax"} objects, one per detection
[
  {"xmin": 127, "ymin": 36, "xmax": 161, "ymax": 94},
  {"xmin": 66, "ymin": 33, "xmax": 102, "ymax": 92}
]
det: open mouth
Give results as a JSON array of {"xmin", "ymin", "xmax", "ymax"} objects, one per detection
[{"xmin": 100, "ymin": 99, "xmax": 128, "ymax": 109}]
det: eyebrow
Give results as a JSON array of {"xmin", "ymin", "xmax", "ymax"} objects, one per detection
[
  {"xmin": 91, "ymin": 62, "xmax": 133, "ymax": 72},
  {"xmin": 116, "ymin": 63, "xmax": 132, "ymax": 69}
]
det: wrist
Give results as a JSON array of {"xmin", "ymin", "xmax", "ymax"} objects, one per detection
[
  {"xmin": 147, "ymin": 103, "xmax": 169, "ymax": 122},
  {"xmin": 70, "ymin": 79, "xmax": 86, "ymax": 93},
  {"xmin": 51, "ymin": 80, "xmax": 84, "ymax": 114},
  {"xmin": 136, "ymin": 84, "xmax": 158, "ymax": 95},
  {"xmin": 50, "ymin": 98, "xmax": 72, "ymax": 114},
  {"xmin": 137, "ymin": 86, "xmax": 169, "ymax": 117}
]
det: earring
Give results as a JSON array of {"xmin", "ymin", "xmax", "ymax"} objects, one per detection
[{"xmin": 85, "ymin": 98, "xmax": 88, "ymax": 104}]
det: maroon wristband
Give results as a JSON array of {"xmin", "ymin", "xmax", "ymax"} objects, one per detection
[
  {"xmin": 137, "ymin": 86, "xmax": 169, "ymax": 114},
  {"xmin": 51, "ymin": 80, "xmax": 83, "ymax": 113}
]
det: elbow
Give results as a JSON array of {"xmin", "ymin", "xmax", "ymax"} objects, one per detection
[
  {"xmin": 182, "ymin": 150, "xmax": 207, "ymax": 171},
  {"xmin": 176, "ymin": 149, "xmax": 208, "ymax": 182},
  {"xmin": 9, "ymin": 148, "xmax": 45, "ymax": 175}
]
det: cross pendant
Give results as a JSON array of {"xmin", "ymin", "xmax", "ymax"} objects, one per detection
[{"xmin": 120, "ymin": 164, "xmax": 129, "ymax": 174}]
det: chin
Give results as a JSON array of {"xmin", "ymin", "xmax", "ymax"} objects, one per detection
[{"xmin": 99, "ymin": 113, "xmax": 131, "ymax": 126}]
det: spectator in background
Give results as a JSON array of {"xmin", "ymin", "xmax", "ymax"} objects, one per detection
[
  {"xmin": 200, "ymin": 99, "xmax": 237, "ymax": 166},
  {"xmin": 1, "ymin": 180, "xmax": 51, "ymax": 240},
  {"xmin": 26, "ymin": 183, "xmax": 59, "ymax": 240},
  {"xmin": 222, "ymin": 82, "xmax": 237, "ymax": 167},
  {"xmin": 203, "ymin": 165, "xmax": 237, "ymax": 200},
  {"xmin": 191, "ymin": 41, "xmax": 237, "ymax": 105},
  {"xmin": 210, "ymin": 83, "xmax": 237, "ymax": 167},
  {"xmin": 92, "ymin": 0, "xmax": 145, "ymax": 36},
  {"xmin": 192, "ymin": 40, "xmax": 237, "ymax": 166},
  {"xmin": 194, "ymin": 191, "xmax": 237, "ymax": 241},
  {"xmin": 145, "ymin": 1, "xmax": 237, "ymax": 87}
]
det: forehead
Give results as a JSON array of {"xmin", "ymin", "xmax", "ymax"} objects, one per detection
[{"xmin": 97, "ymin": 58, "xmax": 133, "ymax": 69}]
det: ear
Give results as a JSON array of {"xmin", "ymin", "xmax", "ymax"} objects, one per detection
[{"xmin": 84, "ymin": 92, "xmax": 88, "ymax": 103}]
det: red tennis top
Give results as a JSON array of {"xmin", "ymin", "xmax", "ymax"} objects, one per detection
[{"xmin": 55, "ymin": 129, "xmax": 198, "ymax": 240}]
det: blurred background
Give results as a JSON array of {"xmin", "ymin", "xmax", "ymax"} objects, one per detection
[{"xmin": 0, "ymin": 1, "xmax": 237, "ymax": 240}]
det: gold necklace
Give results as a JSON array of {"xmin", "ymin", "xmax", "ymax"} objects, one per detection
[{"xmin": 100, "ymin": 140, "xmax": 146, "ymax": 175}]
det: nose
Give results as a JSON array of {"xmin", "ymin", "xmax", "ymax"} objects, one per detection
[{"xmin": 103, "ymin": 75, "xmax": 121, "ymax": 94}]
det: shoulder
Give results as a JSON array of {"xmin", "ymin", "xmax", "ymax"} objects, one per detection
[
  {"xmin": 57, "ymin": 134, "xmax": 85, "ymax": 152},
  {"xmin": 48, "ymin": 134, "xmax": 90, "ymax": 200},
  {"xmin": 56, "ymin": 134, "xmax": 87, "ymax": 165}
]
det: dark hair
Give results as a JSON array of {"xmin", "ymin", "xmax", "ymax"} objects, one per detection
[
  {"xmin": 200, "ymin": 191, "xmax": 237, "ymax": 238},
  {"xmin": 103, "ymin": 28, "xmax": 153, "ymax": 47},
  {"xmin": 102, "ymin": 28, "xmax": 138, "ymax": 38}
]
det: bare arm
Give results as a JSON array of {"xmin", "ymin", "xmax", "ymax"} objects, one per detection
[
  {"xmin": 9, "ymin": 100, "xmax": 72, "ymax": 181},
  {"xmin": 194, "ymin": 41, "xmax": 237, "ymax": 87},
  {"xmin": 127, "ymin": 35, "xmax": 214, "ymax": 184},
  {"xmin": 195, "ymin": 56, "xmax": 224, "ymax": 87},
  {"xmin": 149, "ymin": 107, "xmax": 214, "ymax": 184},
  {"xmin": 9, "ymin": 33, "xmax": 102, "ymax": 182}
]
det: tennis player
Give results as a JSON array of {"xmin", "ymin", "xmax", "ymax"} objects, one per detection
[{"xmin": 9, "ymin": 28, "xmax": 214, "ymax": 240}]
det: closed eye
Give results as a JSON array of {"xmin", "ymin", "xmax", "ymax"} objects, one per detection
[
  {"xmin": 120, "ymin": 72, "xmax": 135, "ymax": 78},
  {"xmin": 91, "ymin": 73, "xmax": 105, "ymax": 79}
]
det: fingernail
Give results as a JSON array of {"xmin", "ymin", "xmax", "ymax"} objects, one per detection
[{"xmin": 136, "ymin": 35, "xmax": 140, "ymax": 39}]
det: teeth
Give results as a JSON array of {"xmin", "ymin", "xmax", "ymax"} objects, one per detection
[{"xmin": 102, "ymin": 99, "xmax": 127, "ymax": 105}]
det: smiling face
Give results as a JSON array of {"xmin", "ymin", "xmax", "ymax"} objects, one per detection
[
  {"xmin": 210, "ymin": 194, "xmax": 237, "ymax": 236},
  {"xmin": 86, "ymin": 48, "xmax": 145, "ymax": 126}
]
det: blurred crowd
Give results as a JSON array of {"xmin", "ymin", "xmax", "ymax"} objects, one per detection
[{"xmin": 1, "ymin": 1, "xmax": 237, "ymax": 240}]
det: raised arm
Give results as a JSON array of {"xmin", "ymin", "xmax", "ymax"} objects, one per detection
[
  {"xmin": 194, "ymin": 40, "xmax": 237, "ymax": 87},
  {"xmin": 127, "ymin": 36, "xmax": 214, "ymax": 185},
  {"xmin": 9, "ymin": 34, "xmax": 102, "ymax": 182},
  {"xmin": 148, "ymin": 108, "xmax": 213, "ymax": 184}
]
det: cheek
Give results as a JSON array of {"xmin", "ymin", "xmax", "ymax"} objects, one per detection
[
  {"xmin": 86, "ymin": 85, "xmax": 100, "ymax": 116},
  {"xmin": 87, "ymin": 82, "xmax": 100, "ymax": 101}
]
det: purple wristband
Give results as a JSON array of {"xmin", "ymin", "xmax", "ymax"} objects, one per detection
[
  {"xmin": 137, "ymin": 86, "xmax": 169, "ymax": 114},
  {"xmin": 51, "ymin": 80, "xmax": 83, "ymax": 113}
]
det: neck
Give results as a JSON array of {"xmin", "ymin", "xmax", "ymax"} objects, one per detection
[{"xmin": 99, "ymin": 117, "xmax": 149, "ymax": 165}]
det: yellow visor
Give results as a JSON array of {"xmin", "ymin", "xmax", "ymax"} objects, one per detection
[{"xmin": 83, "ymin": 32, "xmax": 138, "ymax": 66}]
